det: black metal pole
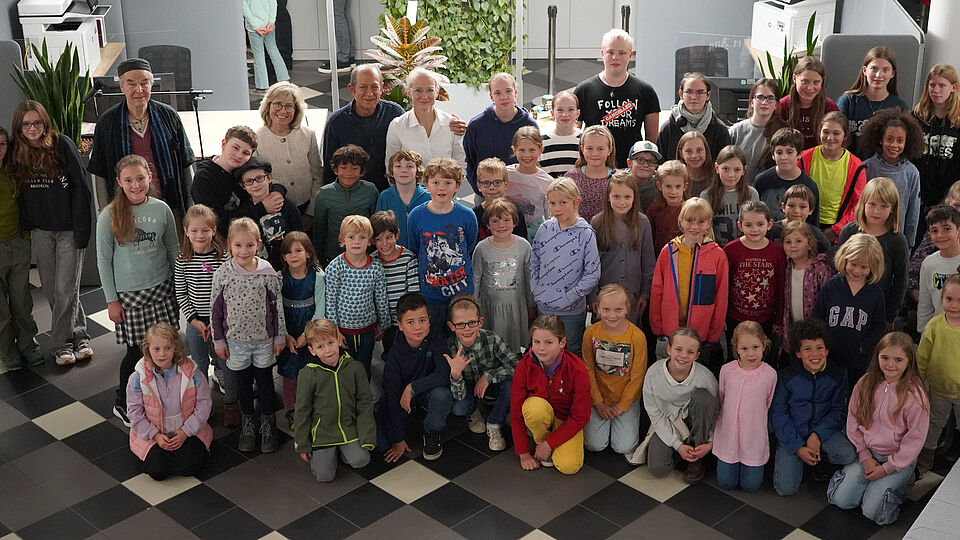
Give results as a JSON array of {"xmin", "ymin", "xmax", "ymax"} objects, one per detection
[
  {"xmin": 547, "ymin": 5, "xmax": 557, "ymax": 95},
  {"xmin": 621, "ymin": 5, "xmax": 630, "ymax": 32}
]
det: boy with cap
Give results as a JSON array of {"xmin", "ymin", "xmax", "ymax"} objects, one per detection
[
  {"xmin": 235, "ymin": 156, "xmax": 302, "ymax": 268},
  {"xmin": 627, "ymin": 140, "xmax": 662, "ymax": 213}
]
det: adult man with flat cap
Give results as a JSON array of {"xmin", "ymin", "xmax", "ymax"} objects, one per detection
[{"xmin": 88, "ymin": 58, "xmax": 195, "ymax": 213}]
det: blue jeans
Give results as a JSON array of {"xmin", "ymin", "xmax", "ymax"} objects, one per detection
[
  {"xmin": 415, "ymin": 385, "xmax": 453, "ymax": 434},
  {"xmin": 827, "ymin": 452, "xmax": 915, "ymax": 525},
  {"xmin": 584, "ymin": 399, "xmax": 642, "ymax": 454},
  {"xmin": 344, "ymin": 330, "xmax": 375, "ymax": 380},
  {"xmin": 716, "ymin": 460, "xmax": 765, "ymax": 491},
  {"xmin": 246, "ymin": 29, "xmax": 289, "ymax": 89},
  {"xmin": 451, "ymin": 378, "xmax": 512, "ymax": 426},
  {"xmin": 183, "ymin": 323, "xmax": 211, "ymax": 385},
  {"xmin": 555, "ymin": 311, "xmax": 587, "ymax": 356},
  {"xmin": 774, "ymin": 430, "xmax": 857, "ymax": 496},
  {"xmin": 224, "ymin": 339, "xmax": 275, "ymax": 371}
]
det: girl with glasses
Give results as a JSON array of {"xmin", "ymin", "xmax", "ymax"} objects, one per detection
[
  {"xmin": 729, "ymin": 78, "xmax": 788, "ymax": 185},
  {"xmin": 657, "ymin": 72, "xmax": 731, "ymax": 165}
]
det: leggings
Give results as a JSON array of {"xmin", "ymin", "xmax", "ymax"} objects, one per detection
[
  {"xmin": 235, "ymin": 365, "xmax": 276, "ymax": 416},
  {"xmin": 116, "ymin": 345, "xmax": 142, "ymax": 407}
]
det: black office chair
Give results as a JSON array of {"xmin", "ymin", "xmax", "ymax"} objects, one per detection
[
  {"xmin": 138, "ymin": 45, "xmax": 193, "ymax": 110},
  {"xmin": 674, "ymin": 45, "xmax": 729, "ymax": 97}
]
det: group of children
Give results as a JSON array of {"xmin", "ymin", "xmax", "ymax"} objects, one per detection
[{"xmin": 5, "ymin": 35, "xmax": 960, "ymax": 531}]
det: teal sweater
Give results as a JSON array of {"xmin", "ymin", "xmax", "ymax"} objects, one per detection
[{"xmin": 96, "ymin": 197, "xmax": 179, "ymax": 302}]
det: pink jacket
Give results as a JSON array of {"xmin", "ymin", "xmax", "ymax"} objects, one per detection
[
  {"xmin": 713, "ymin": 361, "xmax": 778, "ymax": 466},
  {"xmin": 847, "ymin": 378, "xmax": 929, "ymax": 474},
  {"xmin": 128, "ymin": 359, "xmax": 213, "ymax": 460},
  {"xmin": 777, "ymin": 253, "xmax": 836, "ymax": 351},
  {"xmin": 650, "ymin": 237, "xmax": 729, "ymax": 343}
]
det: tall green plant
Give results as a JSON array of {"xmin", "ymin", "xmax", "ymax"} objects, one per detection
[
  {"xmin": 364, "ymin": 13, "xmax": 448, "ymax": 108},
  {"xmin": 380, "ymin": 0, "xmax": 515, "ymax": 90},
  {"xmin": 12, "ymin": 40, "xmax": 90, "ymax": 144},
  {"xmin": 758, "ymin": 12, "xmax": 819, "ymax": 96}
]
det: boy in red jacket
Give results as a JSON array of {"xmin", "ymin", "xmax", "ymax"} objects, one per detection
[{"xmin": 511, "ymin": 315, "xmax": 591, "ymax": 474}]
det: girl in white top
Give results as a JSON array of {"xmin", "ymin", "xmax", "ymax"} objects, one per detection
[{"xmin": 385, "ymin": 68, "xmax": 466, "ymax": 171}]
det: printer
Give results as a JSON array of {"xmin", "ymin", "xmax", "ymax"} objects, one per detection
[{"xmin": 18, "ymin": 0, "xmax": 110, "ymax": 73}]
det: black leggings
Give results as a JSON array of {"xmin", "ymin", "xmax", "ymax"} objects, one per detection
[
  {"xmin": 234, "ymin": 365, "xmax": 275, "ymax": 416},
  {"xmin": 116, "ymin": 344, "xmax": 141, "ymax": 407}
]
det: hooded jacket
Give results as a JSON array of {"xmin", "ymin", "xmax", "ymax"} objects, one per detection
[
  {"xmin": 770, "ymin": 360, "xmax": 849, "ymax": 454},
  {"xmin": 650, "ymin": 236, "xmax": 728, "ymax": 343},
  {"xmin": 210, "ymin": 257, "xmax": 286, "ymax": 348},
  {"xmin": 799, "ymin": 146, "xmax": 866, "ymax": 236},
  {"xmin": 530, "ymin": 217, "xmax": 601, "ymax": 315},
  {"xmin": 463, "ymin": 104, "xmax": 538, "ymax": 192},
  {"xmin": 777, "ymin": 252, "xmax": 836, "ymax": 351},
  {"xmin": 381, "ymin": 330, "xmax": 450, "ymax": 445},
  {"xmin": 293, "ymin": 352, "xmax": 376, "ymax": 452}
]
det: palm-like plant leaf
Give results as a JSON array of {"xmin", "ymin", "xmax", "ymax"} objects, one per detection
[{"xmin": 364, "ymin": 13, "xmax": 448, "ymax": 108}]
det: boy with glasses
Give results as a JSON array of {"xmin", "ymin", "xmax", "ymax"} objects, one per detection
[
  {"xmin": 626, "ymin": 140, "xmax": 662, "ymax": 212},
  {"xmin": 474, "ymin": 158, "xmax": 528, "ymax": 240},
  {"xmin": 234, "ymin": 156, "xmax": 302, "ymax": 268}
]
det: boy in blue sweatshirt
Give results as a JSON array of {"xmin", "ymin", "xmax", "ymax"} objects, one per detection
[
  {"xmin": 770, "ymin": 318, "xmax": 856, "ymax": 496},
  {"xmin": 378, "ymin": 292, "xmax": 453, "ymax": 462},
  {"xmin": 463, "ymin": 73, "xmax": 538, "ymax": 193},
  {"xmin": 407, "ymin": 158, "xmax": 478, "ymax": 329}
]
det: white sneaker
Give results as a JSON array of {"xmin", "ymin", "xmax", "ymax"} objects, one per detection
[
  {"xmin": 468, "ymin": 409, "xmax": 485, "ymax": 434},
  {"xmin": 55, "ymin": 348, "xmax": 76, "ymax": 366},
  {"xmin": 486, "ymin": 423, "xmax": 506, "ymax": 451},
  {"xmin": 73, "ymin": 340, "xmax": 93, "ymax": 361}
]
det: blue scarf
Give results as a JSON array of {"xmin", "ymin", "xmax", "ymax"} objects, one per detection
[{"xmin": 118, "ymin": 100, "xmax": 177, "ymax": 202}]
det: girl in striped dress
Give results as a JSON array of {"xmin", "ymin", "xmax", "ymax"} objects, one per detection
[{"xmin": 174, "ymin": 205, "xmax": 231, "ymax": 424}]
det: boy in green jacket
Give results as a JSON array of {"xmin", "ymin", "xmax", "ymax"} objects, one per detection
[{"xmin": 294, "ymin": 319, "xmax": 375, "ymax": 481}]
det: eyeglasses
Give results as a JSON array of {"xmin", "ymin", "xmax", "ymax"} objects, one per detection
[
  {"xmin": 631, "ymin": 157, "xmax": 658, "ymax": 167},
  {"xmin": 411, "ymin": 87, "xmax": 437, "ymax": 95},
  {"xmin": 240, "ymin": 174, "xmax": 270, "ymax": 186},
  {"xmin": 270, "ymin": 102, "xmax": 296, "ymax": 111},
  {"xmin": 682, "ymin": 90, "xmax": 709, "ymax": 97},
  {"xmin": 450, "ymin": 319, "xmax": 482, "ymax": 330},
  {"xmin": 20, "ymin": 120, "xmax": 45, "ymax": 130},
  {"xmin": 478, "ymin": 180, "xmax": 505, "ymax": 188},
  {"xmin": 753, "ymin": 95, "xmax": 778, "ymax": 103}
]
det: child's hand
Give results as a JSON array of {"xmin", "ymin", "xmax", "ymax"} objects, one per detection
[
  {"xmin": 861, "ymin": 457, "xmax": 881, "ymax": 476},
  {"xmin": 296, "ymin": 334, "xmax": 306, "ymax": 348},
  {"xmin": 677, "ymin": 444, "xmax": 697, "ymax": 462},
  {"xmin": 168, "ymin": 429, "xmax": 187, "ymax": 450},
  {"xmin": 444, "ymin": 347, "xmax": 472, "ymax": 380},
  {"xmin": 215, "ymin": 346, "xmax": 229, "ymax": 360},
  {"xmin": 384, "ymin": 441, "xmax": 410, "ymax": 462},
  {"xmin": 266, "ymin": 22, "xmax": 275, "ymax": 32},
  {"xmin": 374, "ymin": 325, "xmax": 384, "ymax": 340},
  {"xmin": 263, "ymin": 192, "xmax": 284, "ymax": 214},
  {"xmin": 608, "ymin": 404, "xmax": 624, "ymax": 418},
  {"xmin": 692, "ymin": 442, "xmax": 713, "ymax": 459},
  {"xmin": 190, "ymin": 319, "xmax": 208, "ymax": 340},
  {"xmin": 473, "ymin": 374, "xmax": 489, "ymax": 398},
  {"xmin": 911, "ymin": 289, "xmax": 920, "ymax": 302},
  {"xmin": 519, "ymin": 452, "xmax": 540, "ymax": 470},
  {"xmin": 864, "ymin": 463, "xmax": 888, "ymax": 481},
  {"xmin": 400, "ymin": 384, "xmax": 414, "ymax": 413},
  {"xmin": 797, "ymin": 446, "xmax": 819, "ymax": 466},
  {"xmin": 636, "ymin": 295, "xmax": 648, "ymax": 316},
  {"xmin": 528, "ymin": 306, "xmax": 538, "ymax": 321},
  {"xmin": 153, "ymin": 432, "xmax": 172, "ymax": 449},
  {"xmin": 256, "ymin": 27, "xmax": 268, "ymax": 37},
  {"xmin": 285, "ymin": 334, "xmax": 298, "ymax": 354},
  {"xmin": 274, "ymin": 342, "xmax": 285, "ymax": 357},
  {"xmin": 805, "ymin": 432, "xmax": 822, "ymax": 458},
  {"xmin": 824, "ymin": 229, "xmax": 837, "ymax": 244},
  {"xmin": 534, "ymin": 440, "xmax": 553, "ymax": 462},
  {"xmin": 108, "ymin": 301, "xmax": 125, "ymax": 324},
  {"xmin": 595, "ymin": 402, "xmax": 615, "ymax": 419},
  {"xmin": 300, "ymin": 452, "xmax": 311, "ymax": 463}
]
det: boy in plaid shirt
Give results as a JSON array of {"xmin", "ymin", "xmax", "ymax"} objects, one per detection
[{"xmin": 444, "ymin": 294, "xmax": 518, "ymax": 451}]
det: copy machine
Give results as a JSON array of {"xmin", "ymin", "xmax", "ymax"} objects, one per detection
[{"xmin": 18, "ymin": 0, "xmax": 110, "ymax": 73}]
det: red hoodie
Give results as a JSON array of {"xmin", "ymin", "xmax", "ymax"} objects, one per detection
[
  {"xmin": 650, "ymin": 237, "xmax": 729, "ymax": 343},
  {"xmin": 510, "ymin": 348, "xmax": 591, "ymax": 455},
  {"xmin": 800, "ymin": 147, "xmax": 866, "ymax": 237}
]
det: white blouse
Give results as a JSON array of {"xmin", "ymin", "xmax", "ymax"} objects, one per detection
[{"xmin": 384, "ymin": 107, "xmax": 466, "ymax": 171}]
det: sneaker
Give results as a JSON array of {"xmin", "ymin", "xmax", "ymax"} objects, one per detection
[
  {"xmin": 468, "ymin": 409, "xmax": 485, "ymax": 434},
  {"xmin": 916, "ymin": 447, "xmax": 936, "ymax": 479},
  {"xmin": 239, "ymin": 414, "xmax": 258, "ymax": 452},
  {"xmin": 423, "ymin": 431, "xmax": 443, "ymax": 460},
  {"xmin": 683, "ymin": 459, "xmax": 705, "ymax": 484},
  {"xmin": 113, "ymin": 405, "xmax": 131, "ymax": 427},
  {"xmin": 223, "ymin": 401, "xmax": 241, "ymax": 428},
  {"xmin": 22, "ymin": 348, "xmax": 45, "ymax": 366},
  {"xmin": 260, "ymin": 413, "xmax": 278, "ymax": 453},
  {"xmin": 540, "ymin": 457, "xmax": 554, "ymax": 467},
  {"xmin": 73, "ymin": 340, "xmax": 93, "ymax": 361},
  {"xmin": 55, "ymin": 348, "xmax": 75, "ymax": 366},
  {"xmin": 317, "ymin": 59, "xmax": 354, "ymax": 73},
  {"xmin": 486, "ymin": 423, "xmax": 506, "ymax": 451},
  {"xmin": 210, "ymin": 370, "xmax": 225, "ymax": 395}
]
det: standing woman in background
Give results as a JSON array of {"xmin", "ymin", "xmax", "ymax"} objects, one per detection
[
  {"xmin": 256, "ymin": 82, "xmax": 323, "ymax": 231},
  {"xmin": 912, "ymin": 64, "xmax": 960, "ymax": 247},
  {"xmin": 8, "ymin": 100, "xmax": 92, "ymax": 366}
]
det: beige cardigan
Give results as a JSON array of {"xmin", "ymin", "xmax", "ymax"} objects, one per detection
[{"xmin": 255, "ymin": 124, "xmax": 324, "ymax": 215}]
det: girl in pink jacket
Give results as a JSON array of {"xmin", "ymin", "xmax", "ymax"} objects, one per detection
[{"xmin": 827, "ymin": 331, "xmax": 929, "ymax": 525}]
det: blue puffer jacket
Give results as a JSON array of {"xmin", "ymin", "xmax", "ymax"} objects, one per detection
[{"xmin": 769, "ymin": 361, "xmax": 849, "ymax": 453}]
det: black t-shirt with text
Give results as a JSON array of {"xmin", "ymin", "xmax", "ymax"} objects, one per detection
[{"xmin": 574, "ymin": 74, "xmax": 660, "ymax": 168}]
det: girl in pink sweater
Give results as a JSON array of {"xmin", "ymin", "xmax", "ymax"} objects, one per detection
[
  {"xmin": 712, "ymin": 321, "xmax": 777, "ymax": 491},
  {"xmin": 827, "ymin": 331, "xmax": 929, "ymax": 525}
]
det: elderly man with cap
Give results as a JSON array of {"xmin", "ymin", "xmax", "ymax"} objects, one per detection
[
  {"xmin": 321, "ymin": 64, "xmax": 465, "ymax": 191},
  {"xmin": 625, "ymin": 140, "xmax": 662, "ymax": 213},
  {"xmin": 88, "ymin": 58, "xmax": 195, "ymax": 214}
]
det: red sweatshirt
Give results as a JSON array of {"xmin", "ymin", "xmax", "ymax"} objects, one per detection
[
  {"xmin": 723, "ymin": 238, "xmax": 786, "ymax": 324},
  {"xmin": 510, "ymin": 349, "xmax": 591, "ymax": 455}
]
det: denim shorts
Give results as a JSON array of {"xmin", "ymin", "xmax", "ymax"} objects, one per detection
[{"xmin": 225, "ymin": 339, "xmax": 275, "ymax": 371}]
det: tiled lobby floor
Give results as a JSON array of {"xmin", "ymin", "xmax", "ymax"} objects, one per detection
[{"xmin": 0, "ymin": 276, "xmax": 953, "ymax": 539}]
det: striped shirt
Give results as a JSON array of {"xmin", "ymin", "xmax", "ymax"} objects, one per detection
[
  {"xmin": 540, "ymin": 128, "xmax": 581, "ymax": 178},
  {"xmin": 377, "ymin": 246, "xmax": 420, "ymax": 325},
  {"xmin": 174, "ymin": 250, "xmax": 224, "ymax": 322}
]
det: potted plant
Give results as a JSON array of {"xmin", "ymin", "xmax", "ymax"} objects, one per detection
[
  {"xmin": 364, "ymin": 13, "xmax": 449, "ymax": 109},
  {"xmin": 11, "ymin": 40, "xmax": 91, "ymax": 152},
  {"xmin": 757, "ymin": 12, "xmax": 820, "ymax": 97}
]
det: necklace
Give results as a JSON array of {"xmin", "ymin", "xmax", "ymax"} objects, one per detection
[{"xmin": 867, "ymin": 95, "xmax": 888, "ymax": 116}]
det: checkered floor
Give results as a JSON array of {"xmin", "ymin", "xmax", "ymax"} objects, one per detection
[{"xmin": 1, "ymin": 273, "xmax": 956, "ymax": 540}]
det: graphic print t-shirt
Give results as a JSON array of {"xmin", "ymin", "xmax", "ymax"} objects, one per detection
[
  {"xmin": 407, "ymin": 202, "xmax": 479, "ymax": 303},
  {"xmin": 724, "ymin": 238, "xmax": 786, "ymax": 323},
  {"xmin": 575, "ymin": 74, "xmax": 660, "ymax": 168}
]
